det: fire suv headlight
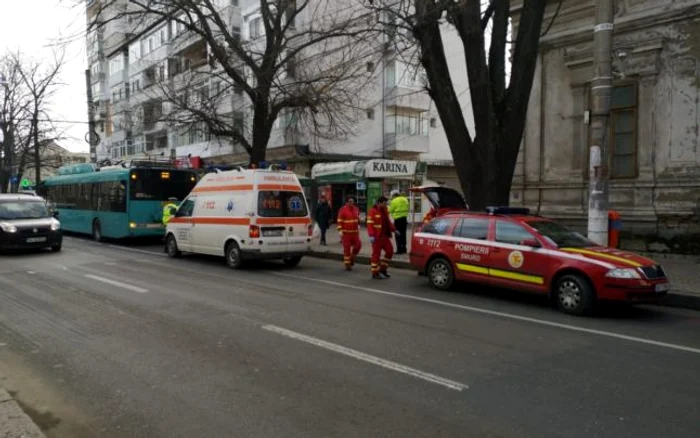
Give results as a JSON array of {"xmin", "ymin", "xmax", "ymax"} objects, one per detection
[
  {"xmin": 0, "ymin": 222, "xmax": 17, "ymax": 233},
  {"xmin": 605, "ymin": 268, "xmax": 641, "ymax": 279}
]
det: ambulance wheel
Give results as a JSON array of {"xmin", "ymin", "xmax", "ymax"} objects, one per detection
[
  {"xmin": 92, "ymin": 219, "xmax": 102, "ymax": 242},
  {"xmin": 427, "ymin": 257, "xmax": 454, "ymax": 290},
  {"xmin": 225, "ymin": 241, "xmax": 243, "ymax": 269},
  {"xmin": 555, "ymin": 274, "xmax": 595, "ymax": 316},
  {"xmin": 282, "ymin": 256, "xmax": 303, "ymax": 267},
  {"xmin": 165, "ymin": 234, "xmax": 181, "ymax": 258}
]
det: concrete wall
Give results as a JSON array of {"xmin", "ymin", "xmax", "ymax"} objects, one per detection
[{"xmin": 511, "ymin": 0, "xmax": 700, "ymax": 253}]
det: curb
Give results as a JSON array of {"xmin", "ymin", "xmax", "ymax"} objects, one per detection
[
  {"xmin": 307, "ymin": 251, "xmax": 700, "ymax": 312},
  {"xmin": 0, "ymin": 389, "xmax": 46, "ymax": 438}
]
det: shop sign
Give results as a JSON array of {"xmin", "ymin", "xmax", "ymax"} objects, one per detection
[{"xmin": 365, "ymin": 160, "xmax": 417, "ymax": 178}]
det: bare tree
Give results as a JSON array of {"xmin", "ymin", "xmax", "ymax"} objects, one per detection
[
  {"xmin": 16, "ymin": 50, "xmax": 66, "ymax": 185},
  {"xmin": 89, "ymin": 0, "xmax": 380, "ymax": 164},
  {"xmin": 366, "ymin": 0, "xmax": 548, "ymax": 210},
  {"xmin": 0, "ymin": 51, "xmax": 66, "ymax": 191}
]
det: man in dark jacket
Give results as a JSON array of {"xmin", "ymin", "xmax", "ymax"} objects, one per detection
[{"xmin": 315, "ymin": 195, "xmax": 332, "ymax": 245}]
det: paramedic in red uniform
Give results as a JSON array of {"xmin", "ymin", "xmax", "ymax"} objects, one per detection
[
  {"xmin": 336, "ymin": 197, "xmax": 362, "ymax": 270},
  {"xmin": 367, "ymin": 196, "xmax": 396, "ymax": 279}
]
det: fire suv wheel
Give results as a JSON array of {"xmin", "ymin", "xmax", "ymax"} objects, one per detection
[
  {"xmin": 225, "ymin": 241, "xmax": 243, "ymax": 269},
  {"xmin": 427, "ymin": 257, "xmax": 454, "ymax": 290},
  {"xmin": 282, "ymin": 256, "xmax": 303, "ymax": 267},
  {"xmin": 92, "ymin": 220, "xmax": 102, "ymax": 242},
  {"xmin": 165, "ymin": 234, "xmax": 181, "ymax": 258},
  {"xmin": 555, "ymin": 274, "xmax": 595, "ymax": 316}
]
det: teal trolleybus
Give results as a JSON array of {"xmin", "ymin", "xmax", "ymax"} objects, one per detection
[{"xmin": 38, "ymin": 161, "xmax": 198, "ymax": 240}]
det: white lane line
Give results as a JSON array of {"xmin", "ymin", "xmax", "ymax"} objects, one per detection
[
  {"xmin": 26, "ymin": 271, "xmax": 36, "ymax": 275},
  {"xmin": 262, "ymin": 324, "xmax": 468, "ymax": 392},
  {"xmin": 84, "ymin": 274, "xmax": 149, "ymax": 293},
  {"xmin": 273, "ymin": 272, "xmax": 700, "ymax": 355}
]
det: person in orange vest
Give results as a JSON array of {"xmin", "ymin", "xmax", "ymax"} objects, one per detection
[
  {"xmin": 336, "ymin": 196, "xmax": 362, "ymax": 270},
  {"xmin": 367, "ymin": 196, "xmax": 396, "ymax": 279}
]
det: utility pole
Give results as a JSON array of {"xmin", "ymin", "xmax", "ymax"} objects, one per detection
[
  {"xmin": 587, "ymin": 0, "xmax": 614, "ymax": 246},
  {"xmin": 86, "ymin": 69, "xmax": 98, "ymax": 164}
]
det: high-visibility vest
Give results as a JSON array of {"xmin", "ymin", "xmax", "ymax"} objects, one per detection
[{"xmin": 162, "ymin": 203, "xmax": 177, "ymax": 225}]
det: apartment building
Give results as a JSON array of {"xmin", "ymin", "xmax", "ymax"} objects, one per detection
[
  {"xmin": 508, "ymin": 0, "xmax": 700, "ymax": 252},
  {"xmin": 85, "ymin": 0, "xmax": 467, "ymax": 188},
  {"xmin": 22, "ymin": 140, "xmax": 89, "ymax": 184}
]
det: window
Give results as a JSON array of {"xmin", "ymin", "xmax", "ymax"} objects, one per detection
[
  {"xmin": 231, "ymin": 26, "xmax": 241, "ymax": 42},
  {"xmin": 495, "ymin": 220, "xmax": 533, "ymax": 245},
  {"xmin": 386, "ymin": 113, "xmax": 430, "ymax": 136},
  {"xmin": 249, "ymin": 17, "xmax": 262, "ymax": 39},
  {"xmin": 109, "ymin": 54, "xmax": 124, "ymax": 75},
  {"xmin": 421, "ymin": 217, "xmax": 453, "ymax": 235},
  {"xmin": 527, "ymin": 220, "xmax": 594, "ymax": 248},
  {"xmin": 130, "ymin": 169, "xmax": 198, "ymax": 201},
  {"xmin": 385, "ymin": 60, "xmax": 424, "ymax": 88},
  {"xmin": 430, "ymin": 117, "xmax": 437, "ymax": 128},
  {"xmin": 0, "ymin": 200, "xmax": 50, "ymax": 220},
  {"xmin": 175, "ymin": 198, "xmax": 196, "ymax": 218},
  {"xmin": 366, "ymin": 109, "xmax": 375, "ymax": 120},
  {"xmin": 257, "ymin": 191, "xmax": 308, "ymax": 217},
  {"xmin": 366, "ymin": 61, "xmax": 374, "ymax": 72},
  {"xmin": 454, "ymin": 217, "xmax": 490, "ymax": 240},
  {"xmin": 610, "ymin": 84, "xmax": 637, "ymax": 178}
]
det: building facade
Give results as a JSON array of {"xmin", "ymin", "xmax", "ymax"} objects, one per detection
[
  {"xmin": 22, "ymin": 140, "xmax": 89, "ymax": 184},
  {"xmin": 511, "ymin": 0, "xmax": 700, "ymax": 253},
  {"xmin": 85, "ymin": 0, "xmax": 466, "ymax": 189}
]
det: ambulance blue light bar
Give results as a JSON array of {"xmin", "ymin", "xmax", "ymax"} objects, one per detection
[{"xmin": 486, "ymin": 206, "xmax": 531, "ymax": 215}]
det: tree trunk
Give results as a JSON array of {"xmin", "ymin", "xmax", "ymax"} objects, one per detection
[
  {"xmin": 33, "ymin": 113, "xmax": 41, "ymax": 186},
  {"xmin": 249, "ymin": 95, "xmax": 273, "ymax": 165}
]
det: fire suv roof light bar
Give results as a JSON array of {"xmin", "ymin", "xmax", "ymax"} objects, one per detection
[{"xmin": 485, "ymin": 206, "xmax": 531, "ymax": 216}]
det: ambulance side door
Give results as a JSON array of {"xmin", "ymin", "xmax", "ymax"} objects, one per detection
[{"xmin": 172, "ymin": 196, "xmax": 197, "ymax": 253}]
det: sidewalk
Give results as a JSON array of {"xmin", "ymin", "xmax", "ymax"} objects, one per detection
[
  {"xmin": 0, "ymin": 388, "xmax": 46, "ymax": 438},
  {"xmin": 308, "ymin": 227, "xmax": 700, "ymax": 311}
]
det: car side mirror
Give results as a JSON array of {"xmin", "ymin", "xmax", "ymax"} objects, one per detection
[
  {"xmin": 521, "ymin": 238, "xmax": 540, "ymax": 248},
  {"xmin": 52, "ymin": 211, "xmax": 60, "ymax": 219}
]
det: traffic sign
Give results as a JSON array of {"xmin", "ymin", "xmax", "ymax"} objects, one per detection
[{"xmin": 20, "ymin": 178, "xmax": 31, "ymax": 188}]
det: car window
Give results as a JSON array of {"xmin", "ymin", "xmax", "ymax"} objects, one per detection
[
  {"xmin": 175, "ymin": 198, "xmax": 196, "ymax": 218},
  {"xmin": 526, "ymin": 220, "xmax": 595, "ymax": 248},
  {"xmin": 421, "ymin": 217, "xmax": 453, "ymax": 235},
  {"xmin": 453, "ymin": 217, "xmax": 489, "ymax": 240},
  {"xmin": 0, "ymin": 200, "xmax": 50, "ymax": 220},
  {"xmin": 495, "ymin": 220, "xmax": 533, "ymax": 245}
]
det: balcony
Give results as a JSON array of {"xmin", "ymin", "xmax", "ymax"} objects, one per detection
[
  {"xmin": 384, "ymin": 85, "xmax": 432, "ymax": 112},
  {"xmin": 384, "ymin": 133, "xmax": 429, "ymax": 154}
]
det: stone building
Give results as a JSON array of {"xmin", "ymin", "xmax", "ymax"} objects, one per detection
[{"xmin": 511, "ymin": 0, "xmax": 700, "ymax": 253}]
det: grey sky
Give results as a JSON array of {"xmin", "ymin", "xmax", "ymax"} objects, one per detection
[{"xmin": 0, "ymin": 0, "xmax": 87, "ymax": 152}]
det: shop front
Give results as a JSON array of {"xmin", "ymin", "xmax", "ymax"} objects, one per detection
[{"xmin": 310, "ymin": 159, "xmax": 424, "ymax": 222}]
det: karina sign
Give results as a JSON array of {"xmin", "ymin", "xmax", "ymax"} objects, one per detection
[{"xmin": 364, "ymin": 160, "xmax": 417, "ymax": 179}]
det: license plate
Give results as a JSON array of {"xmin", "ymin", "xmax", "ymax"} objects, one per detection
[
  {"xmin": 263, "ymin": 230, "xmax": 284, "ymax": 237},
  {"xmin": 655, "ymin": 283, "xmax": 670, "ymax": 293},
  {"xmin": 26, "ymin": 237, "xmax": 47, "ymax": 243}
]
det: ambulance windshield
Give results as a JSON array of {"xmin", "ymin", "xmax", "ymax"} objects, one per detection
[
  {"xmin": 257, "ymin": 191, "xmax": 308, "ymax": 217},
  {"xmin": 527, "ymin": 220, "xmax": 596, "ymax": 248}
]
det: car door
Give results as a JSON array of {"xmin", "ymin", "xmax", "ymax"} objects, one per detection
[
  {"xmin": 172, "ymin": 196, "xmax": 197, "ymax": 253},
  {"xmin": 486, "ymin": 219, "xmax": 550, "ymax": 293},
  {"xmin": 449, "ymin": 216, "xmax": 493, "ymax": 283}
]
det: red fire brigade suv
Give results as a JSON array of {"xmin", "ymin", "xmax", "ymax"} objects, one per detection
[{"xmin": 410, "ymin": 207, "xmax": 670, "ymax": 315}]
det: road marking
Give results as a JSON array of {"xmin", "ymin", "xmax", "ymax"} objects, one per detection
[
  {"xmin": 84, "ymin": 274, "xmax": 149, "ymax": 293},
  {"xmin": 26, "ymin": 271, "xmax": 36, "ymax": 275},
  {"xmin": 262, "ymin": 324, "xmax": 468, "ymax": 391},
  {"xmin": 273, "ymin": 273, "xmax": 700, "ymax": 355}
]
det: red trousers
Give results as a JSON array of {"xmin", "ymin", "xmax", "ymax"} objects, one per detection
[
  {"xmin": 342, "ymin": 233, "xmax": 362, "ymax": 266},
  {"xmin": 370, "ymin": 236, "xmax": 394, "ymax": 274}
]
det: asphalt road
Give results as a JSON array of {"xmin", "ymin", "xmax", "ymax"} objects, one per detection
[{"xmin": 1, "ymin": 236, "xmax": 700, "ymax": 438}]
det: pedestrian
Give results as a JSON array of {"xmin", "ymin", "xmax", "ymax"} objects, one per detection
[
  {"xmin": 315, "ymin": 195, "xmax": 332, "ymax": 245},
  {"xmin": 336, "ymin": 197, "xmax": 362, "ymax": 270},
  {"xmin": 162, "ymin": 197, "xmax": 179, "ymax": 225},
  {"xmin": 367, "ymin": 196, "xmax": 396, "ymax": 279},
  {"xmin": 389, "ymin": 189, "xmax": 409, "ymax": 254}
]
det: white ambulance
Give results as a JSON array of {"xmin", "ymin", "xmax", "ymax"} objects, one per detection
[{"xmin": 164, "ymin": 166, "xmax": 313, "ymax": 268}]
